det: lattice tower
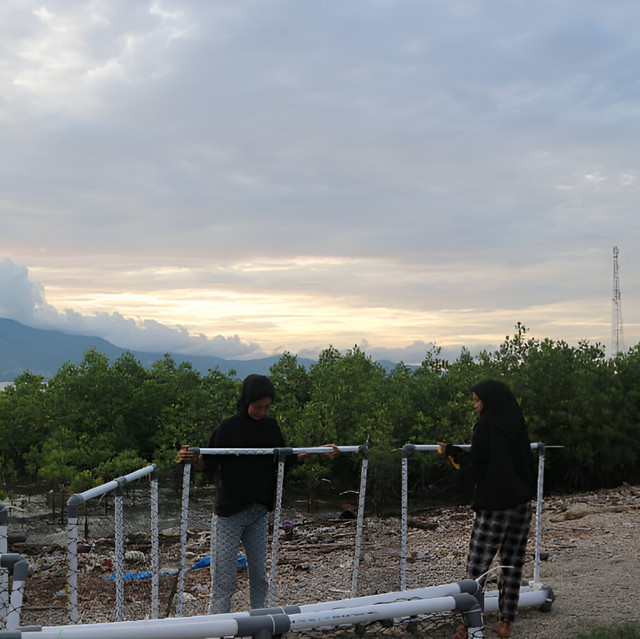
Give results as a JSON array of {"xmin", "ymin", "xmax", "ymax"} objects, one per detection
[{"xmin": 612, "ymin": 245, "xmax": 624, "ymax": 355}]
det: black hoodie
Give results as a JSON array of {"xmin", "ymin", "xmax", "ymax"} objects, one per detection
[
  {"xmin": 466, "ymin": 380, "xmax": 536, "ymax": 511},
  {"xmin": 205, "ymin": 375, "xmax": 285, "ymax": 516}
]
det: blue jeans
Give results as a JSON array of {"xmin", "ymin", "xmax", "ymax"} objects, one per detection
[{"xmin": 208, "ymin": 503, "xmax": 269, "ymax": 614}]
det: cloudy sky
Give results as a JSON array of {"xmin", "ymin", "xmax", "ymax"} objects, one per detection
[{"xmin": 1, "ymin": 0, "xmax": 639, "ymax": 364}]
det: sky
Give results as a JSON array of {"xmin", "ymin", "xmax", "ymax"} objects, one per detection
[{"xmin": 1, "ymin": 0, "xmax": 639, "ymax": 365}]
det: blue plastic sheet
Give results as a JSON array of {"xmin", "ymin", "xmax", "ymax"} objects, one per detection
[{"xmin": 102, "ymin": 553, "xmax": 246, "ymax": 581}]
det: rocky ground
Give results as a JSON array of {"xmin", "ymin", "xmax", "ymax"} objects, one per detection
[{"xmin": 7, "ymin": 483, "xmax": 640, "ymax": 638}]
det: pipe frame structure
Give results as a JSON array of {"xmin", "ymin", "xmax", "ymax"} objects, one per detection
[
  {"xmin": 17, "ymin": 579, "xmax": 486, "ymax": 638},
  {"xmin": 182, "ymin": 444, "xmax": 368, "ymax": 612},
  {"xmin": 66, "ymin": 464, "xmax": 158, "ymax": 624},
  {"xmin": 400, "ymin": 442, "xmax": 553, "ymax": 590},
  {"xmin": 0, "ymin": 553, "xmax": 28, "ymax": 630},
  {"xmin": 0, "ymin": 503, "xmax": 8, "ymax": 626}
]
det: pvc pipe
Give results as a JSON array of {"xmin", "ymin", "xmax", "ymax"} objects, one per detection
[
  {"xmin": 400, "ymin": 441, "xmax": 554, "ymax": 590},
  {"xmin": 292, "ymin": 579, "xmax": 479, "ymax": 612},
  {"xmin": 0, "ymin": 503, "xmax": 9, "ymax": 626},
  {"xmin": 404, "ymin": 442, "xmax": 545, "ymax": 454},
  {"xmin": 67, "ymin": 511, "xmax": 79, "ymax": 624},
  {"xmin": 67, "ymin": 465, "xmax": 156, "ymax": 506},
  {"xmin": 193, "ymin": 445, "xmax": 362, "ymax": 456},
  {"xmin": 114, "ymin": 486, "xmax": 125, "ymax": 622},
  {"xmin": 176, "ymin": 460, "xmax": 192, "ymax": 617},
  {"xmin": 483, "ymin": 585, "xmax": 554, "ymax": 613},
  {"xmin": 266, "ymin": 454, "xmax": 287, "ymax": 606},
  {"xmin": 66, "ymin": 464, "xmax": 159, "ymax": 623},
  {"xmin": 533, "ymin": 443, "xmax": 546, "ymax": 585},
  {"xmin": 400, "ymin": 454, "xmax": 409, "ymax": 591},
  {"xmin": 25, "ymin": 617, "xmax": 242, "ymax": 639},
  {"xmin": 150, "ymin": 470, "xmax": 160, "ymax": 619},
  {"xmin": 0, "ymin": 553, "xmax": 28, "ymax": 630},
  {"xmin": 351, "ymin": 445, "xmax": 369, "ymax": 596},
  {"xmin": 197, "ymin": 443, "xmax": 368, "ymax": 607},
  {"xmin": 24, "ymin": 586, "xmax": 484, "ymax": 639},
  {"xmin": 287, "ymin": 593, "xmax": 481, "ymax": 632}
]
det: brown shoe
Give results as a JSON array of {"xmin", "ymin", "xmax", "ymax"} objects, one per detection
[
  {"xmin": 451, "ymin": 623, "xmax": 468, "ymax": 639},
  {"xmin": 491, "ymin": 620, "xmax": 511, "ymax": 637}
]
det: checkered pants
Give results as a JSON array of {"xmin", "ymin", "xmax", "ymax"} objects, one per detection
[
  {"xmin": 466, "ymin": 502, "xmax": 532, "ymax": 622},
  {"xmin": 208, "ymin": 503, "xmax": 269, "ymax": 614}
]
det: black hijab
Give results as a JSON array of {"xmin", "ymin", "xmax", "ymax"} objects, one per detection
[
  {"xmin": 470, "ymin": 379, "xmax": 527, "ymax": 444},
  {"xmin": 236, "ymin": 374, "xmax": 275, "ymax": 415},
  {"xmin": 468, "ymin": 379, "xmax": 535, "ymax": 509}
]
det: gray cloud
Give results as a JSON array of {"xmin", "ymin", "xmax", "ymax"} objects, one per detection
[
  {"xmin": 0, "ymin": 259, "xmax": 49, "ymax": 323},
  {"xmin": 1, "ymin": 1, "xmax": 639, "ymax": 358},
  {"xmin": 0, "ymin": 259, "xmax": 264, "ymax": 358}
]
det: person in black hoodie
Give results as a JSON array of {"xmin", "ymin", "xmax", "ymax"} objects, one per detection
[
  {"xmin": 441, "ymin": 380, "xmax": 535, "ymax": 638},
  {"xmin": 179, "ymin": 374, "xmax": 338, "ymax": 614}
]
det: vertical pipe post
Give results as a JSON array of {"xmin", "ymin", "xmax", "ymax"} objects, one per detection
[
  {"xmin": 0, "ymin": 504, "xmax": 8, "ymax": 627},
  {"xmin": 533, "ymin": 443, "xmax": 546, "ymax": 586},
  {"xmin": 176, "ymin": 459, "xmax": 191, "ymax": 617},
  {"xmin": 114, "ymin": 481, "xmax": 126, "ymax": 622},
  {"xmin": 350, "ymin": 445, "xmax": 369, "ymax": 598},
  {"xmin": 267, "ymin": 451, "xmax": 287, "ymax": 607},
  {"xmin": 0, "ymin": 554, "xmax": 28, "ymax": 630},
  {"xmin": 150, "ymin": 469, "xmax": 160, "ymax": 619},
  {"xmin": 208, "ymin": 510, "xmax": 217, "ymax": 615},
  {"xmin": 400, "ymin": 445, "xmax": 414, "ymax": 591},
  {"xmin": 67, "ymin": 499, "xmax": 80, "ymax": 624}
]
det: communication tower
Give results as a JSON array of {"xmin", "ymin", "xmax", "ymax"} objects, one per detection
[{"xmin": 612, "ymin": 245, "xmax": 624, "ymax": 355}]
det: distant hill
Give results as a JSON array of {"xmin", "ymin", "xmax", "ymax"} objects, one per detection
[{"xmin": 0, "ymin": 318, "xmax": 316, "ymax": 382}]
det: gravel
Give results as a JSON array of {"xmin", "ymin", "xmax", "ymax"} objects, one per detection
[{"xmin": 9, "ymin": 484, "xmax": 640, "ymax": 637}]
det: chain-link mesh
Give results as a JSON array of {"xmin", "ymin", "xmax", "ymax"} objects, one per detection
[
  {"xmin": 10, "ymin": 460, "xmax": 552, "ymax": 636},
  {"xmin": 16, "ymin": 469, "xmax": 485, "ymax": 630},
  {"xmin": 0, "ymin": 505, "xmax": 9, "ymax": 625},
  {"xmin": 0, "ymin": 553, "xmax": 28, "ymax": 630}
]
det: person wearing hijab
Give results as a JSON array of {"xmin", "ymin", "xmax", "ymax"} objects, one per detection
[
  {"xmin": 179, "ymin": 374, "xmax": 338, "ymax": 614},
  {"xmin": 441, "ymin": 380, "xmax": 536, "ymax": 638}
]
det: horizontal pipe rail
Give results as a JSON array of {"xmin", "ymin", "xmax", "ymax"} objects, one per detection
[
  {"xmin": 192, "ymin": 445, "xmax": 363, "ymax": 456},
  {"xmin": 67, "ymin": 464, "xmax": 157, "ymax": 507}
]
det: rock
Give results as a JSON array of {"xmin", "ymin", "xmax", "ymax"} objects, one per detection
[{"xmin": 124, "ymin": 550, "xmax": 146, "ymax": 564}]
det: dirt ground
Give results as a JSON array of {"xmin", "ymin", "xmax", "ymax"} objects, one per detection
[{"xmin": 9, "ymin": 483, "xmax": 640, "ymax": 638}]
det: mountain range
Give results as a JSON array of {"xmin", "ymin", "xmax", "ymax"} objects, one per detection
[{"xmin": 0, "ymin": 317, "xmax": 317, "ymax": 383}]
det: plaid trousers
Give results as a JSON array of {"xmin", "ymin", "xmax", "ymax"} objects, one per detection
[
  {"xmin": 466, "ymin": 502, "xmax": 532, "ymax": 622},
  {"xmin": 208, "ymin": 503, "xmax": 269, "ymax": 614}
]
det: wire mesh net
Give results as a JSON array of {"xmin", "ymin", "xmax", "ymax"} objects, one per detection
[{"xmin": 6, "ymin": 464, "xmax": 541, "ymax": 636}]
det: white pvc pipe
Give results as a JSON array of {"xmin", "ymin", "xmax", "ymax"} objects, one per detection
[
  {"xmin": 30, "ymin": 580, "xmax": 557, "ymax": 639},
  {"xmin": 197, "ymin": 443, "xmax": 367, "ymax": 606},
  {"xmin": 350, "ymin": 451, "xmax": 369, "ymax": 597},
  {"xmin": 287, "ymin": 595, "xmax": 462, "ymax": 631},
  {"xmin": 296, "ymin": 580, "xmax": 477, "ymax": 611},
  {"xmin": 1, "ymin": 504, "xmax": 10, "ymax": 627},
  {"xmin": 27, "ymin": 617, "xmax": 241, "ymax": 639},
  {"xmin": 533, "ymin": 443, "xmax": 546, "ymax": 585},
  {"xmin": 114, "ymin": 488, "xmax": 125, "ymax": 622},
  {"xmin": 24, "ymin": 585, "xmax": 481, "ymax": 639},
  {"xmin": 66, "ymin": 464, "xmax": 158, "ymax": 623},
  {"xmin": 400, "ymin": 454, "xmax": 409, "ymax": 591},
  {"xmin": 195, "ymin": 446, "xmax": 362, "ymax": 456},
  {"xmin": 150, "ymin": 471, "xmax": 160, "ymax": 619},
  {"xmin": 267, "ymin": 455, "xmax": 287, "ymax": 606},
  {"xmin": 484, "ymin": 586, "xmax": 551, "ymax": 612},
  {"xmin": 400, "ymin": 441, "xmax": 550, "ymax": 590},
  {"xmin": 176, "ymin": 460, "xmax": 191, "ymax": 617},
  {"xmin": 68, "ymin": 465, "xmax": 156, "ymax": 505},
  {"xmin": 67, "ymin": 512, "xmax": 79, "ymax": 624}
]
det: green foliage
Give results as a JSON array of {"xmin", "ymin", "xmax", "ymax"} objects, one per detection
[{"xmin": 2, "ymin": 324, "xmax": 640, "ymax": 500}]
